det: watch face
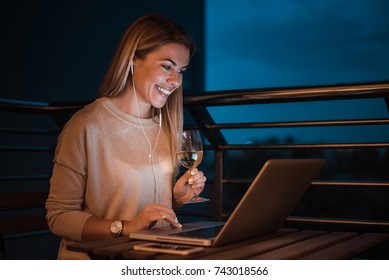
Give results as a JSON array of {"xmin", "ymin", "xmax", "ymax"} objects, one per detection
[{"xmin": 110, "ymin": 220, "xmax": 123, "ymax": 235}]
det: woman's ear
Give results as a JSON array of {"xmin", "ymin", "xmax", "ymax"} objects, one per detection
[{"xmin": 130, "ymin": 57, "xmax": 137, "ymax": 72}]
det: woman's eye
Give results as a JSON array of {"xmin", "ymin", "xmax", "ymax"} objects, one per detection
[{"xmin": 163, "ymin": 65, "xmax": 172, "ymax": 71}]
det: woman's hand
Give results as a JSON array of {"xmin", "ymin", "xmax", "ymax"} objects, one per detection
[
  {"xmin": 173, "ymin": 168, "xmax": 207, "ymax": 204},
  {"xmin": 82, "ymin": 204, "xmax": 181, "ymax": 241},
  {"xmin": 130, "ymin": 203, "xmax": 182, "ymax": 230}
]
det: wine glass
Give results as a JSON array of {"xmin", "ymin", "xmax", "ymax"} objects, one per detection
[{"xmin": 177, "ymin": 129, "xmax": 209, "ymax": 204}]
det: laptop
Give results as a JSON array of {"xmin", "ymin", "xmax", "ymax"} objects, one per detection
[{"xmin": 129, "ymin": 158, "xmax": 325, "ymax": 247}]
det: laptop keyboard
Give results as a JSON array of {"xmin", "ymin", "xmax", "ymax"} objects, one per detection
[{"xmin": 169, "ymin": 225, "xmax": 224, "ymax": 239}]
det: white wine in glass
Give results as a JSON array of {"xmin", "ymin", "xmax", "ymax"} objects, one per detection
[{"xmin": 177, "ymin": 129, "xmax": 209, "ymax": 203}]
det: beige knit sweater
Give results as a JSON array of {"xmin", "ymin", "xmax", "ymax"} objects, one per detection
[{"xmin": 46, "ymin": 97, "xmax": 174, "ymax": 259}]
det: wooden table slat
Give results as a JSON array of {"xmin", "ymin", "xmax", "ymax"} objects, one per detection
[
  {"xmin": 122, "ymin": 249, "xmax": 159, "ymax": 260},
  {"xmin": 194, "ymin": 230, "xmax": 327, "ymax": 260},
  {"xmin": 66, "ymin": 237, "xmax": 131, "ymax": 253},
  {"xmin": 250, "ymin": 231, "xmax": 358, "ymax": 260},
  {"xmin": 92, "ymin": 241, "xmax": 146, "ymax": 259},
  {"xmin": 155, "ymin": 228, "xmax": 298, "ymax": 260},
  {"xmin": 66, "ymin": 229, "xmax": 389, "ymax": 260},
  {"xmin": 300, "ymin": 233, "xmax": 389, "ymax": 260}
]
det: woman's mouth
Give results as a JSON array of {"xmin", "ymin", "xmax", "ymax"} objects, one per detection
[{"xmin": 156, "ymin": 85, "xmax": 173, "ymax": 97}]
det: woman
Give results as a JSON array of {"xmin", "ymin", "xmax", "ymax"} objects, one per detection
[{"xmin": 46, "ymin": 14, "xmax": 206, "ymax": 259}]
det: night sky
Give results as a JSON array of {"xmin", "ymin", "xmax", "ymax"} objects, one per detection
[
  {"xmin": 204, "ymin": 0, "xmax": 389, "ymax": 144},
  {"xmin": 205, "ymin": 0, "xmax": 389, "ymax": 90}
]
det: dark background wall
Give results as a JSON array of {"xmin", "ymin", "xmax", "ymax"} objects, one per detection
[
  {"xmin": 0, "ymin": 0, "xmax": 204, "ymax": 260},
  {"xmin": 0, "ymin": 0, "xmax": 204, "ymax": 103}
]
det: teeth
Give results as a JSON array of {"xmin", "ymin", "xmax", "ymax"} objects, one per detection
[{"xmin": 156, "ymin": 85, "xmax": 172, "ymax": 96}]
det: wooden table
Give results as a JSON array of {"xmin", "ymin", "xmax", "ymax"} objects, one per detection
[{"xmin": 67, "ymin": 228, "xmax": 389, "ymax": 260}]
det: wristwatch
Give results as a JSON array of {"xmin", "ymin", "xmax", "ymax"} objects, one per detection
[{"xmin": 110, "ymin": 220, "xmax": 123, "ymax": 238}]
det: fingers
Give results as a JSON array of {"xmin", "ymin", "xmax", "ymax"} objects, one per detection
[
  {"xmin": 173, "ymin": 168, "xmax": 208, "ymax": 204},
  {"xmin": 189, "ymin": 169, "xmax": 206, "ymax": 197},
  {"xmin": 187, "ymin": 168, "xmax": 207, "ymax": 186},
  {"xmin": 144, "ymin": 204, "xmax": 182, "ymax": 228}
]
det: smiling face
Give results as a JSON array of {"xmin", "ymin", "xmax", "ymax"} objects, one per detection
[{"xmin": 130, "ymin": 43, "xmax": 190, "ymax": 116}]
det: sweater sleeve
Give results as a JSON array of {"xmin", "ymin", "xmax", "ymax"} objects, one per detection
[{"xmin": 45, "ymin": 114, "xmax": 92, "ymax": 241}]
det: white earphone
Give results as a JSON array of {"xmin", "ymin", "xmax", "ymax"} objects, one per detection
[
  {"xmin": 159, "ymin": 109, "xmax": 162, "ymax": 127},
  {"xmin": 131, "ymin": 59, "xmax": 162, "ymax": 203}
]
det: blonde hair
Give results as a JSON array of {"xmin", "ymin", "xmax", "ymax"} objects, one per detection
[{"xmin": 98, "ymin": 14, "xmax": 196, "ymax": 167}]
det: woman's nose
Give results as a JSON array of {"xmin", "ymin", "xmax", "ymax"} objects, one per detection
[{"xmin": 167, "ymin": 71, "xmax": 181, "ymax": 87}]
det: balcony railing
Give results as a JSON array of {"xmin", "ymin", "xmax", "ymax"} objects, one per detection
[{"xmin": 1, "ymin": 81, "xmax": 389, "ymax": 234}]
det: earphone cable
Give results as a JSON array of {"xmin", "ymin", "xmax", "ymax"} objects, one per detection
[{"xmin": 132, "ymin": 71, "xmax": 161, "ymax": 204}]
